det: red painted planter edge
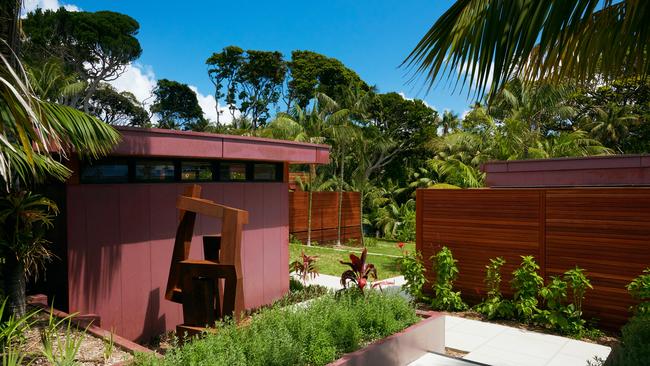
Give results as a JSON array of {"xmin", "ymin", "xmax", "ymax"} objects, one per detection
[{"xmin": 327, "ymin": 310, "xmax": 444, "ymax": 366}]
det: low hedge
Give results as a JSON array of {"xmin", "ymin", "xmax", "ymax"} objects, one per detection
[
  {"xmin": 135, "ymin": 290, "xmax": 419, "ymax": 366},
  {"xmin": 604, "ymin": 314, "xmax": 650, "ymax": 366}
]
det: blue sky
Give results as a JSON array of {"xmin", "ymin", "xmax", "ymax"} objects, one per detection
[{"xmin": 26, "ymin": 0, "xmax": 476, "ymax": 121}]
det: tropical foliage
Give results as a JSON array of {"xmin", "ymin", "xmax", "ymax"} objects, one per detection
[
  {"xmin": 429, "ymin": 246, "xmax": 467, "ymax": 311},
  {"xmin": 404, "ymin": 0, "xmax": 650, "ymax": 98},
  {"xmin": 339, "ymin": 248, "xmax": 377, "ymax": 292},
  {"xmin": 290, "ymin": 251, "xmax": 319, "ymax": 286}
]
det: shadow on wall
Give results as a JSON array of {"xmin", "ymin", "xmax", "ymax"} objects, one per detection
[{"xmin": 140, "ymin": 288, "xmax": 165, "ymax": 343}]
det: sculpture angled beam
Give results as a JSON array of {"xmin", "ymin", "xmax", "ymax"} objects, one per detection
[{"xmin": 165, "ymin": 184, "xmax": 249, "ymax": 335}]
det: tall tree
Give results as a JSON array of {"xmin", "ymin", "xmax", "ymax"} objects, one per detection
[
  {"xmin": 404, "ymin": 0, "xmax": 650, "ymax": 99},
  {"xmin": 207, "ymin": 47, "xmax": 287, "ymax": 129},
  {"xmin": 440, "ymin": 111, "xmax": 460, "ymax": 135},
  {"xmin": 151, "ymin": 79, "xmax": 205, "ymax": 131},
  {"xmin": 22, "ymin": 8, "xmax": 142, "ymax": 112},
  {"xmin": 89, "ymin": 84, "xmax": 150, "ymax": 127},
  {"xmin": 368, "ymin": 92, "xmax": 438, "ymax": 183},
  {"xmin": 287, "ymin": 50, "xmax": 369, "ymax": 110}
]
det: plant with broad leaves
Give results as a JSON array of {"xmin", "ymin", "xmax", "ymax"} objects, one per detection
[
  {"xmin": 511, "ymin": 255, "xmax": 544, "ymax": 322},
  {"xmin": 290, "ymin": 251, "xmax": 319, "ymax": 286},
  {"xmin": 430, "ymin": 246, "xmax": 467, "ymax": 311},
  {"xmin": 399, "ymin": 249, "xmax": 426, "ymax": 301},
  {"xmin": 534, "ymin": 266, "xmax": 594, "ymax": 336},
  {"xmin": 475, "ymin": 257, "xmax": 514, "ymax": 320},
  {"xmin": 340, "ymin": 248, "xmax": 377, "ymax": 292},
  {"xmin": 627, "ymin": 268, "xmax": 650, "ymax": 315}
]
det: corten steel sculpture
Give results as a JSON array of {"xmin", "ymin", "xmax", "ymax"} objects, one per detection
[{"xmin": 165, "ymin": 185, "xmax": 249, "ymax": 336}]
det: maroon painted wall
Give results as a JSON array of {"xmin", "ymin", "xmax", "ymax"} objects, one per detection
[
  {"xmin": 66, "ymin": 182, "xmax": 289, "ymax": 342},
  {"xmin": 483, "ymin": 155, "xmax": 650, "ymax": 187}
]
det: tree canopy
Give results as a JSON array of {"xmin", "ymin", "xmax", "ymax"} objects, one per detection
[
  {"xmin": 151, "ymin": 79, "xmax": 205, "ymax": 130},
  {"xmin": 22, "ymin": 8, "xmax": 142, "ymax": 111}
]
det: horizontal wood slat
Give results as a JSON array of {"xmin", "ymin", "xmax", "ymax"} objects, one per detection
[
  {"xmin": 417, "ymin": 188, "xmax": 650, "ymax": 330},
  {"xmin": 289, "ymin": 191, "xmax": 361, "ymax": 244}
]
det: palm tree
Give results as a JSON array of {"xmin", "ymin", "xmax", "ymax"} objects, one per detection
[
  {"xmin": 0, "ymin": 191, "xmax": 57, "ymax": 317},
  {"xmin": 583, "ymin": 104, "xmax": 638, "ymax": 151},
  {"xmin": 1, "ymin": 49, "xmax": 120, "ymax": 188},
  {"xmin": 1, "ymin": 6, "xmax": 120, "ymax": 317},
  {"xmin": 318, "ymin": 93, "xmax": 358, "ymax": 246},
  {"xmin": 440, "ymin": 111, "xmax": 460, "ymax": 135},
  {"xmin": 404, "ymin": 1, "xmax": 649, "ymax": 98},
  {"xmin": 530, "ymin": 130, "xmax": 613, "ymax": 158}
]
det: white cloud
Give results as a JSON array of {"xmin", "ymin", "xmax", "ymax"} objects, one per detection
[
  {"xmin": 109, "ymin": 63, "xmax": 157, "ymax": 110},
  {"xmin": 22, "ymin": 0, "xmax": 80, "ymax": 15},
  {"xmin": 188, "ymin": 86, "xmax": 238, "ymax": 124},
  {"xmin": 109, "ymin": 63, "xmax": 236, "ymax": 125}
]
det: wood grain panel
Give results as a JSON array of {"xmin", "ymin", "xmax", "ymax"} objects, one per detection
[
  {"xmin": 416, "ymin": 187, "xmax": 650, "ymax": 330},
  {"xmin": 289, "ymin": 191, "xmax": 362, "ymax": 244},
  {"xmin": 545, "ymin": 188, "xmax": 650, "ymax": 330}
]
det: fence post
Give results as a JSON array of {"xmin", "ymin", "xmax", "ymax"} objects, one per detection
[{"xmin": 538, "ymin": 190, "xmax": 547, "ymax": 282}]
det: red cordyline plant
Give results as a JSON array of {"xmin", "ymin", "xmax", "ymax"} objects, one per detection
[
  {"xmin": 340, "ymin": 248, "xmax": 377, "ymax": 292},
  {"xmin": 290, "ymin": 251, "xmax": 319, "ymax": 285}
]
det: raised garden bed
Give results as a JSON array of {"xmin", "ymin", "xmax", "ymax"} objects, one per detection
[
  {"xmin": 19, "ymin": 295, "xmax": 157, "ymax": 365},
  {"xmin": 329, "ymin": 310, "xmax": 444, "ymax": 366},
  {"xmin": 133, "ymin": 290, "xmax": 438, "ymax": 366}
]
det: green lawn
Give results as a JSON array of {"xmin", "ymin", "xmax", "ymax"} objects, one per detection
[{"xmin": 289, "ymin": 239, "xmax": 415, "ymax": 280}]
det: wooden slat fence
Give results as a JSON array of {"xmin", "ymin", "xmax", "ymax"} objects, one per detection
[
  {"xmin": 289, "ymin": 191, "xmax": 361, "ymax": 244},
  {"xmin": 416, "ymin": 188, "xmax": 650, "ymax": 330}
]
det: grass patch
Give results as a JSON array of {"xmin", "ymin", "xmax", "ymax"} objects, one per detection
[
  {"xmin": 134, "ymin": 291, "xmax": 419, "ymax": 366},
  {"xmin": 289, "ymin": 240, "xmax": 414, "ymax": 280}
]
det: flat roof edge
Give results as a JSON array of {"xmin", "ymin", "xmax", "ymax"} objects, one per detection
[{"xmin": 112, "ymin": 126, "xmax": 330, "ymax": 164}]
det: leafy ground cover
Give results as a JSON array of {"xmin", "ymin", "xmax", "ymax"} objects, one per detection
[
  {"xmin": 135, "ymin": 291, "xmax": 419, "ymax": 366},
  {"xmin": 289, "ymin": 239, "xmax": 415, "ymax": 280}
]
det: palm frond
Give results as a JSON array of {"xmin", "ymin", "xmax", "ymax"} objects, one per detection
[{"xmin": 404, "ymin": 0, "xmax": 650, "ymax": 98}]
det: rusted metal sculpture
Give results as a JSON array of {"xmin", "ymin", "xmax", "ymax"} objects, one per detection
[{"xmin": 165, "ymin": 185, "xmax": 248, "ymax": 336}]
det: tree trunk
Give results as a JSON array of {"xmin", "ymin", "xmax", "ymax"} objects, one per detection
[
  {"xmin": 307, "ymin": 189, "xmax": 313, "ymax": 246},
  {"xmin": 337, "ymin": 150, "xmax": 344, "ymax": 246},
  {"xmin": 359, "ymin": 189, "xmax": 364, "ymax": 247},
  {"xmin": 307, "ymin": 163, "xmax": 316, "ymax": 246},
  {"xmin": 3, "ymin": 255, "xmax": 26, "ymax": 318}
]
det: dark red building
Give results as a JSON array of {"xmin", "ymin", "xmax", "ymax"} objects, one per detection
[{"xmin": 50, "ymin": 127, "xmax": 329, "ymax": 342}]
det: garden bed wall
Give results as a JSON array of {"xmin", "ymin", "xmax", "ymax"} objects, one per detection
[
  {"xmin": 289, "ymin": 191, "xmax": 361, "ymax": 244},
  {"xmin": 416, "ymin": 188, "xmax": 650, "ymax": 330}
]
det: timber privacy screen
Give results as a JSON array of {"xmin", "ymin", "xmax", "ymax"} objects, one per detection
[
  {"xmin": 289, "ymin": 191, "xmax": 362, "ymax": 244},
  {"xmin": 416, "ymin": 188, "xmax": 650, "ymax": 330}
]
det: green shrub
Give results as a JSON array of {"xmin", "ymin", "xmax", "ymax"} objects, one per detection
[
  {"xmin": 475, "ymin": 257, "xmax": 514, "ymax": 319},
  {"xmin": 399, "ymin": 249, "xmax": 426, "ymax": 301},
  {"xmin": 289, "ymin": 234, "xmax": 303, "ymax": 246},
  {"xmin": 135, "ymin": 291, "xmax": 419, "ymax": 366},
  {"xmin": 604, "ymin": 314, "xmax": 650, "ymax": 366},
  {"xmin": 289, "ymin": 277, "xmax": 304, "ymax": 292},
  {"xmin": 395, "ymin": 207, "xmax": 415, "ymax": 242},
  {"xmin": 430, "ymin": 247, "xmax": 467, "ymax": 311},
  {"xmin": 627, "ymin": 268, "xmax": 650, "ymax": 315},
  {"xmin": 536, "ymin": 267, "xmax": 596, "ymax": 337},
  {"xmin": 511, "ymin": 255, "xmax": 543, "ymax": 322},
  {"xmin": 280, "ymin": 285, "xmax": 329, "ymax": 305},
  {"xmin": 363, "ymin": 237, "xmax": 378, "ymax": 248}
]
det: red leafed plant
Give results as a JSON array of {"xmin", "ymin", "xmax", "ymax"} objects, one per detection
[
  {"xmin": 340, "ymin": 248, "xmax": 377, "ymax": 291},
  {"xmin": 290, "ymin": 251, "xmax": 319, "ymax": 285}
]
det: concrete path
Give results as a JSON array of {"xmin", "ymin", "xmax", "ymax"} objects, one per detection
[
  {"xmin": 303, "ymin": 274, "xmax": 611, "ymax": 366},
  {"xmin": 416, "ymin": 315, "xmax": 611, "ymax": 366}
]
